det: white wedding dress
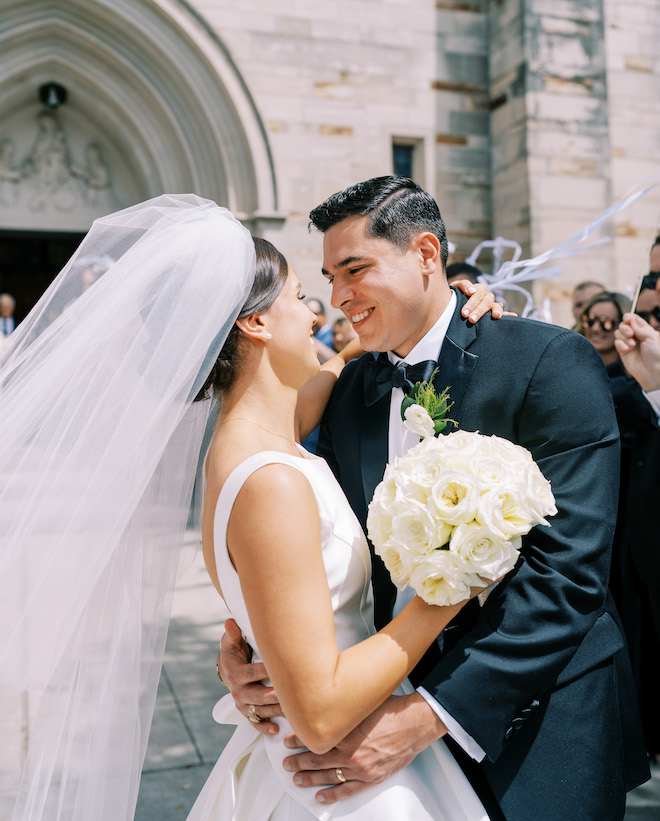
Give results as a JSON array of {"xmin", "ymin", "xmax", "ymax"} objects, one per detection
[{"xmin": 186, "ymin": 447, "xmax": 489, "ymax": 821}]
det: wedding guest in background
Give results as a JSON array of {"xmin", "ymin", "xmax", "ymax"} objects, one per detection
[
  {"xmin": 649, "ymin": 234, "xmax": 660, "ymax": 273},
  {"xmin": 0, "ymin": 292, "xmax": 16, "ymax": 337},
  {"xmin": 616, "ymin": 312, "xmax": 660, "ymax": 398},
  {"xmin": 303, "ymin": 297, "xmax": 336, "ymax": 364},
  {"xmin": 304, "ymin": 297, "xmax": 334, "ymax": 347},
  {"xmin": 331, "ymin": 316, "xmax": 357, "ymax": 352},
  {"xmin": 582, "ymin": 291, "xmax": 660, "ymax": 759},
  {"xmin": 579, "ymin": 291, "xmax": 629, "ymax": 366},
  {"xmin": 571, "ymin": 280, "xmax": 605, "ymax": 330},
  {"xmin": 635, "ymin": 273, "xmax": 660, "ymax": 332},
  {"xmin": 446, "ymin": 261, "xmax": 481, "ymax": 287}
]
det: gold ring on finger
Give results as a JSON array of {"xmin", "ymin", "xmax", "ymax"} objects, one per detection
[
  {"xmin": 247, "ymin": 704, "xmax": 264, "ymax": 724},
  {"xmin": 336, "ymin": 767, "xmax": 347, "ymax": 783}
]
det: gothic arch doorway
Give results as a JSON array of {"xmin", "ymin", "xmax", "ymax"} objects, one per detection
[{"xmin": 0, "ymin": 0, "xmax": 280, "ymax": 313}]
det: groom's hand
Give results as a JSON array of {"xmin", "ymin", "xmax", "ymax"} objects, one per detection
[
  {"xmin": 217, "ymin": 618, "xmax": 283, "ymax": 735},
  {"xmin": 281, "ymin": 693, "xmax": 446, "ymax": 804}
]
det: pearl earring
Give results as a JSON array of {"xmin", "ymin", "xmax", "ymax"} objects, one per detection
[{"xmin": 266, "ymin": 333, "xmax": 272, "ymax": 340}]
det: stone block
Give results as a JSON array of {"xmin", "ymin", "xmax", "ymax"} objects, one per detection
[
  {"xmin": 449, "ymin": 110, "xmax": 489, "ymax": 135},
  {"xmin": 541, "ymin": 75, "xmax": 599, "ymax": 97},
  {"xmin": 527, "ymin": 127, "xmax": 606, "ymax": 159},
  {"xmin": 540, "ymin": 16, "xmax": 592, "ymax": 37},
  {"xmin": 607, "ymin": 69, "xmax": 658, "ymax": 103},
  {"xmin": 528, "ymin": 0, "xmax": 602, "ymax": 24},
  {"xmin": 534, "ymin": 174, "xmax": 609, "ymax": 210},
  {"xmin": 528, "ymin": 90, "xmax": 606, "ymax": 124},
  {"xmin": 548, "ymin": 156, "xmax": 599, "ymax": 177}
]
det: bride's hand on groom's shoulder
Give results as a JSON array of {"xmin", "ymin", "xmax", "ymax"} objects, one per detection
[
  {"xmin": 453, "ymin": 280, "xmax": 505, "ymax": 324},
  {"xmin": 281, "ymin": 693, "xmax": 446, "ymax": 805},
  {"xmin": 218, "ymin": 618, "xmax": 284, "ymax": 735}
]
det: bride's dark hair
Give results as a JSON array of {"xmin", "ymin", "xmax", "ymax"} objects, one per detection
[{"xmin": 195, "ymin": 236, "xmax": 289, "ymax": 400}]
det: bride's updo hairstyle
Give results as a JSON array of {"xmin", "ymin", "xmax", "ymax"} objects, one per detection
[{"xmin": 195, "ymin": 236, "xmax": 288, "ymax": 400}]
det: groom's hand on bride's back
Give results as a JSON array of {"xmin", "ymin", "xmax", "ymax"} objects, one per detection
[
  {"xmin": 281, "ymin": 693, "xmax": 447, "ymax": 805},
  {"xmin": 218, "ymin": 618, "xmax": 284, "ymax": 735}
]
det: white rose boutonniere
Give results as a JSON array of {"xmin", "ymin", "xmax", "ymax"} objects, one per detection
[
  {"xmin": 403, "ymin": 403, "xmax": 436, "ymax": 439},
  {"xmin": 367, "ymin": 373, "xmax": 557, "ymax": 606}
]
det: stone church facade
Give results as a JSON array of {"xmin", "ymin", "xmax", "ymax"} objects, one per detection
[{"xmin": 0, "ymin": 0, "xmax": 659, "ymax": 326}]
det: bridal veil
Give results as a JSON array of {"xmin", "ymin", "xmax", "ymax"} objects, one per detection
[{"xmin": 0, "ymin": 195, "xmax": 256, "ymax": 820}]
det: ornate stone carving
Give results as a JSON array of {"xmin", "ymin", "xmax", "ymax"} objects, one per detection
[{"xmin": 0, "ymin": 111, "xmax": 115, "ymax": 217}]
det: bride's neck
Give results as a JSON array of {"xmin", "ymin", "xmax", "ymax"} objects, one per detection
[{"xmin": 220, "ymin": 371, "xmax": 299, "ymax": 442}]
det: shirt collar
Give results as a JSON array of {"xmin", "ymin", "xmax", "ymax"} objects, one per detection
[{"xmin": 388, "ymin": 291, "xmax": 457, "ymax": 365}]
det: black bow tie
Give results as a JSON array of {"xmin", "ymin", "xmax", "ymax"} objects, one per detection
[{"xmin": 364, "ymin": 354, "xmax": 437, "ymax": 406}]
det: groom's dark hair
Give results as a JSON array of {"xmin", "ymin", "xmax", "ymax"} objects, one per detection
[{"xmin": 309, "ymin": 176, "xmax": 449, "ymax": 268}]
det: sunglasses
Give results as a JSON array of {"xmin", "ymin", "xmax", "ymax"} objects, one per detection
[
  {"xmin": 636, "ymin": 305, "xmax": 660, "ymax": 324},
  {"xmin": 582, "ymin": 315, "xmax": 619, "ymax": 332}
]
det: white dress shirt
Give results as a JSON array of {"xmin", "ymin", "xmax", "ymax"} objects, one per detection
[
  {"xmin": 386, "ymin": 292, "xmax": 487, "ymax": 762},
  {"xmin": 644, "ymin": 388, "xmax": 660, "ymax": 418}
]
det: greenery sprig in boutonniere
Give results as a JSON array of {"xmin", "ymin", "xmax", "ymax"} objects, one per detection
[{"xmin": 400, "ymin": 368, "xmax": 457, "ymax": 439}]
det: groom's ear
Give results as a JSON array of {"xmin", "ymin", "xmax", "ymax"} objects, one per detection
[
  {"xmin": 235, "ymin": 312, "xmax": 269, "ymax": 343},
  {"xmin": 412, "ymin": 232, "xmax": 441, "ymax": 276}
]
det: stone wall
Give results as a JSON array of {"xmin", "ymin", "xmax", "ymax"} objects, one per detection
[
  {"xmin": 604, "ymin": 0, "xmax": 660, "ymax": 288},
  {"xmin": 434, "ymin": 1, "xmax": 492, "ymax": 261},
  {"xmin": 196, "ymin": 0, "xmax": 439, "ymax": 303}
]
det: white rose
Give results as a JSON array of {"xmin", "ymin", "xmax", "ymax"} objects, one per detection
[
  {"xmin": 441, "ymin": 430, "xmax": 484, "ymax": 456},
  {"xmin": 409, "ymin": 550, "xmax": 480, "ymax": 606},
  {"xmin": 430, "ymin": 470, "xmax": 480, "ymax": 526},
  {"xmin": 521, "ymin": 463, "xmax": 557, "ymax": 522},
  {"xmin": 366, "ymin": 501, "xmax": 393, "ymax": 548},
  {"xmin": 390, "ymin": 499, "xmax": 452, "ymax": 555},
  {"xmin": 487, "ymin": 435, "xmax": 533, "ymax": 467},
  {"xmin": 403, "ymin": 403, "xmax": 436, "ymax": 439},
  {"xmin": 373, "ymin": 464, "xmax": 398, "ymax": 508},
  {"xmin": 373, "ymin": 541, "xmax": 420, "ymax": 590},
  {"xmin": 476, "ymin": 488, "xmax": 535, "ymax": 539},
  {"xmin": 398, "ymin": 439, "xmax": 447, "ymax": 488},
  {"xmin": 449, "ymin": 522, "xmax": 521, "ymax": 580},
  {"xmin": 393, "ymin": 469, "xmax": 432, "ymax": 506},
  {"xmin": 470, "ymin": 455, "xmax": 517, "ymax": 490}
]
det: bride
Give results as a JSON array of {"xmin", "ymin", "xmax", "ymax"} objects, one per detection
[{"xmin": 0, "ymin": 195, "xmax": 495, "ymax": 821}]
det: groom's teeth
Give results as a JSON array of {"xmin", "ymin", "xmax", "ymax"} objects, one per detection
[{"xmin": 351, "ymin": 309, "xmax": 373, "ymax": 324}]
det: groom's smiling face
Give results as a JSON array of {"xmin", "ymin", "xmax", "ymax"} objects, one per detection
[{"xmin": 321, "ymin": 215, "xmax": 449, "ymax": 357}]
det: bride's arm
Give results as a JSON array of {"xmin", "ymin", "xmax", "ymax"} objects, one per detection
[
  {"xmin": 229, "ymin": 464, "xmax": 476, "ymax": 755},
  {"xmin": 295, "ymin": 338, "xmax": 364, "ymax": 442}
]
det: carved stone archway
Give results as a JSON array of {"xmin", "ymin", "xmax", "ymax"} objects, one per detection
[{"xmin": 0, "ymin": 0, "xmax": 280, "ymax": 233}]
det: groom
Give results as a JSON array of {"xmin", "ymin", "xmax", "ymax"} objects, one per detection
[{"xmin": 220, "ymin": 177, "xmax": 649, "ymax": 819}]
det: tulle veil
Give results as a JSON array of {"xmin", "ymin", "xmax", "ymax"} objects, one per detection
[{"xmin": 0, "ymin": 195, "xmax": 256, "ymax": 820}]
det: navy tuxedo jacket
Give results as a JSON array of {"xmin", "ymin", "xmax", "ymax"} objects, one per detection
[{"xmin": 317, "ymin": 291, "xmax": 649, "ymax": 820}]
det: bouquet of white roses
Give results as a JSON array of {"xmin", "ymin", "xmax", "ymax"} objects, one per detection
[{"xmin": 366, "ymin": 386, "xmax": 557, "ymax": 606}]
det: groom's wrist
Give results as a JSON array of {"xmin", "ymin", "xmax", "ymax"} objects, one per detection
[{"xmin": 406, "ymin": 692, "xmax": 448, "ymax": 748}]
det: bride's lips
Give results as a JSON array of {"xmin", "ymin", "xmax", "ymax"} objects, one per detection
[{"xmin": 350, "ymin": 307, "xmax": 374, "ymax": 328}]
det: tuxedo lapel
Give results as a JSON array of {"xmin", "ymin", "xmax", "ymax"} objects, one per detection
[
  {"xmin": 433, "ymin": 292, "xmax": 479, "ymax": 423},
  {"xmin": 359, "ymin": 391, "xmax": 390, "ymax": 520}
]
